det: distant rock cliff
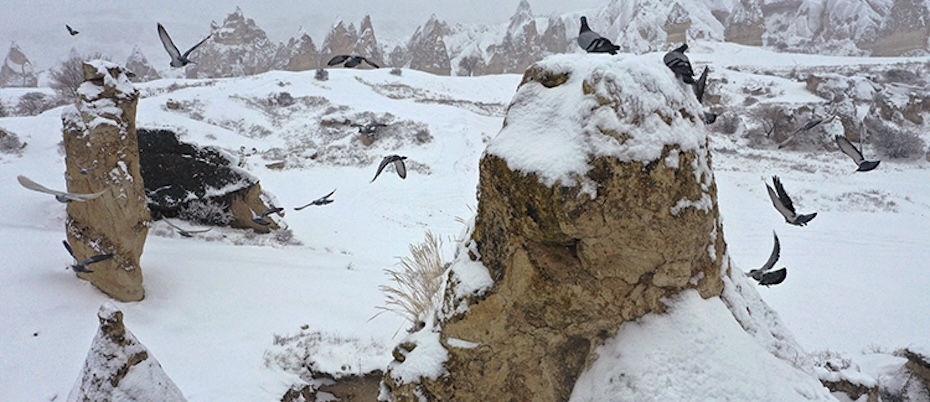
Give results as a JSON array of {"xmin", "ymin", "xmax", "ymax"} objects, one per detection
[
  {"xmin": 125, "ymin": 45, "xmax": 160, "ymax": 82},
  {"xmin": 185, "ymin": 7, "xmax": 279, "ymax": 78}
]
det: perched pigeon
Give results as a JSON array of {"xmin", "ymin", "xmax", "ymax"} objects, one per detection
[
  {"xmin": 371, "ymin": 155, "xmax": 408, "ymax": 183},
  {"xmin": 17, "ymin": 175, "xmax": 104, "ymax": 203},
  {"xmin": 352, "ymin": 122, "xmax": 388, "ymax": 135},
  {"xmin": 251, "ymin": 207, "xmax": 284, "ymax": 226},
  {"xmin": 66, "ymin": 25, "xmax": 79, "ymax": 36},
  {"xmin": 327, "ymin": 55, "xmax": 380, "ymax": 68},
  {"xmin": 157, "ymin": 23, "xmax": 211, "ymax": 68},
  {"xmin": 836, "ymin": 134, "xmax": 880, "ymax": 172},
  {"xmin": 766, "ymin": 176, "xmax": 817, "ymax": 226},
  {"xmin": 746, "ymin": 231, "xmax": 788, "ymax": 287},
  {"xmin": 577, "ymin": 16, "xmax": 620, "ymax": 55},
  {"xmin": 62, "ymin": 240, "xmax": 113, "ymax": 273},
  {"xmin": 164, "ymin": 219, "xmax": 212, "ymax": 238},
  {"xmin": 295, "ymin": 189, "xmax": 336, "ymax": 211},
  {"xmin": 664, "ymin": 44, "xmax": 695, "ymax": 84}
]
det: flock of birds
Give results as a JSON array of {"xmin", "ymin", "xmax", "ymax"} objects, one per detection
[
  {"xmin": 576, "ymin": 16, "xmax": 882, "ymax": 287},
  {"xmin": 18, "ymin": 23, "xmax": 407, "ymax": 270},
  {"xmin": 28, "ymin": 19, "xmax": 883, "ymax": 280}
]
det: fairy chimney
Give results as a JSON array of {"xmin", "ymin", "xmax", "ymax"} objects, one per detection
[
  {"xmin": 383, "ymin": 54, "xmax": 727, "ymax": 401},
  {"xmin": 62, "ymin": 60, "xmax": 149, "ymax": 301}
]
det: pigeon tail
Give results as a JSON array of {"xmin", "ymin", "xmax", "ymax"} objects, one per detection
[
  {"xmin": 791, "ymin": 212, "xmax": 817, "ymax": 226},
  {"xmin": 856, "ymin": 160, "xmax": 880, "ymax": 172}
]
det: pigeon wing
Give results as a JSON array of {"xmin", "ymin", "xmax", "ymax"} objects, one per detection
[
  {"xmin": 62, "ymin": 240, "xmax": 77, "ymax": 259},
  {"xmin": 344, "ymin": 57, "xmax": 362, "ymax": 68},
  {"xmin": 18, "ymin": 175, "xmax": 65, "ymax": 196},
  {"xmin": 294, "ymin": 203, "xmax": 313, "ymax": 211},
  {"xmin": 771, "ymin": 176, "xmax": 797, "ymax": 214},
  {"xmin": 578, "ymin": 31, "xmax": 601, "ymax": 51},
  {"xmin": 371, "ymin": 156, "xmax": 392, "ymax": 182},
  {"xmin": 760, "ymin": 231, "xmax": 781, "ymax": 272},
  {"xmin": 759, "ymin": 268, "xmax": 787, "ymax": 286},
  {"xmin": 61, "ymin": 190, "xmax": 106, "ymax": 202},
  {"xmin": 362, "ymin": 58, "xmax": 380, "ymax": 68},
  {"xmin": 83, "ymin": 254, "xmax": 114, "ymax": 266},
  {"xmin": 184, "ymin": 228, "xmax": 212, "ymax": 234},
  {"xmin": 766, "ymin": 183, "xmax": 795, "ymax": 221},
  {"xmin": 259, "ymin": 207, "xmax": 284, "ymax": 218},
  {"xmin": 182, "ymin": 34, "xmax": 212, "ymax": 58},
  {"xmin": 694, "ymin": 67, "xmax": 709, "ymax": 104},
  {"xmin": 835, "ymin": 135, "xmax": 865, "ymax": 165},
  {"xmin": 394, "ymin": 158, "xmax": 407, "ymax": 179},
  {"xmin": 320, "ymin": 189, "xmax": 336, "ymax": 200},
  {"xmin": 157, "ymin": 23, "xmax": 182, "ymax": 60},
  {"xmin": 327, "ymin": 55, "xmax": 351, "ymax": 66}
]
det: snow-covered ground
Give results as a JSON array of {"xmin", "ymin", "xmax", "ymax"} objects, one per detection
[{"xmin": 1, "ymin": 42, "xmax": 929, "ymax": 401}]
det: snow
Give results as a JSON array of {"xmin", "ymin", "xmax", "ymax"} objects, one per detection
[
  {"xmin": 485, "ymin": 53, "xmax": 706, "ymax": 191},
  {"xmin": 1, "ymin": 42, "xmax": 930, "ymax": 400},
  {"xmin": 569, "ymin": 291, "xmax": 835, "ymax": 402}
]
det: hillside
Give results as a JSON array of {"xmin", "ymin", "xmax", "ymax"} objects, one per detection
[{"xmin": 1, "ymin": 43, "xmax": 929, "ymax": 400}]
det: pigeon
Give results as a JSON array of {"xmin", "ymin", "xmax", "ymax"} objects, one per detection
[
  {"xmin": 17, "ymin": 175, "xmax": 105, "ymax": 203},
  {"xmin": 778, "ymin": 115, "xmax": 837, "ymax": 149},
  {"xmin": 327, "ymin": 55, "xmax": 380, "ymax": 68},
  {"xmin": 78, "ymin": 163, "xmax": 97, "ymax": 175},
  {"xmin": 371, "ymin": 155, "xmax": 408, "ymax": 183},
  {"xmin": 746, "ymin": 231, "xmax": 788, "ymax": 287},
  {"xmin": 766, "ymin": 176, "xmax": 817, "ymax": 226},
  {"xmin": 295, "ymin": 189, "xmax": 336, "ymax": 211},
  {"xmin": 577, "ymin": 16, "xmax": 620, "ymax": 55},
  {"xmin": 66, "ymin": 25, "xmax": 79, "ymax": 36},
  {"xmin": 157, "ymin": 23, "xmax": 211, "ymax": 68},
  {"xmin": 164, "ymin": 219, "xmax": 212, "ymax": 238},
  {"xmin": 836, "ymin": 134, "xmax": 880, "ymax": 172},
  {"xmin": 62, "ymin": 240, "xmax": 113, "ymax": 273},
  {"xmin": 251, "ymin": 207, "xmax": 284, "ymax": 226},
  {"xmin": 664, "ymin": 44, "xmax": 695, "ymax": 84},
  {"xmin": 352, "ymin": 122, "xmax": 388, "ymax": 135}
]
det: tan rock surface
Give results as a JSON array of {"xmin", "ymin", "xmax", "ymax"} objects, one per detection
[
  {"xmin": 384, "ymin": 55, "xmax": 726, "ymax": 401},
  {"xmin": 62, "ymin": 61, "xmax": 149, "ymax": 301}
]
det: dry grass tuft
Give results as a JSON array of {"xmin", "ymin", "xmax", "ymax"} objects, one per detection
[{"xmin": 375, "ymin": 231, "xmax": 447, "ymax": 329}]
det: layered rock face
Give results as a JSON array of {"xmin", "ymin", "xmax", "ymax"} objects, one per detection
[
  {"xmin": 383, "ymin": 55, "xmax": 726, "ymax": 401},
  {"xmin": 67, "ymin": 303, "xmax": 186, "ymax": 402},
  {"xmin": 62, "ymin": 61, "xmax": 149, "ymax": 302}
]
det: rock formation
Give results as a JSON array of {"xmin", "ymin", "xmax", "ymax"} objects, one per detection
[
  {"xmin": 275, "ymin": 30, "xmax": 320, "ymax": 71},
  {"xmin": 320, "ymin": 16, "xmax": 384, "ymax": 69},
  {"xmin": 62, "ymin": 60, "xmax": 149, "ymax": 302},
  {"xmin": 67, "ymin": 303, "xmax": 186, "ymax": 402},
  {"xmin": 0, "ymin": 42, "xmax": 38, "ymax": 87},
  {"xmin": 484, "ymin": 0, "xmax": 542, "ymax": 74},
  {"xmin": 138, "ymin": 128, "xmax": 280, "ymax": 233},
  {"xmin": 186, "ymin": 7, "xmax": 279, "ymax": 78},
  {"xmin": 405, "ymin": 15, "xmax": 451, "ymax": 76},
  {"xmin": 725, "ymin": 0, "xmax": 765, "ymax": 46},
  {"xmin": 381, "ymin": 54, "xmax": 730, "ymax": 400},
  {"xmin": 124, "ymin": 45, "xmax": 160, "ymax": 83}
]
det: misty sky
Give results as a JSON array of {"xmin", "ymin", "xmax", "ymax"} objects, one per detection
[{"xmin": 0, "ymin": 0, "xmax": 604, "ymax": 71}]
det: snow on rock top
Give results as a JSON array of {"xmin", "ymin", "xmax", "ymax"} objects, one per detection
[
  {"xmin": 77, "ymin": 59, "xmax": 138, "ymax": 100},
  {"xmin": 485, "ymin": 53, "xmax": 707, "ymax": 191}
]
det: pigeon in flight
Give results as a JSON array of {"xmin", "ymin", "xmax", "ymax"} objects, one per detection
[
  {"xmin": 157, "ymin": 23, "xmax": 211, "ymax": 68},
  {"xmin": 577, "ymin": 16, "xmax": 620, "ymax": 55},
  {"xmin": 778, "ymin": 115, "xmax": 837, "ymax": 149},
  {"xmin": 295, "ymin": 189, "xmax": 336, "ymax": 210},
  {"xmin": 18, "ymin": 175, "xmax": 105, "ymax": 203},
  {"xmin": 835, "ymin": 134, "xmax": 880, "ymax": 172},
  {"xmin": 66, "ymin": 25, "xmax": 79, "ymax": 36},
  {"xmin": 664, "ymin": 44, "xmax": 695, "ymax": 84},
  {"xmin": 692, "ymin": 67, "xmax": 718, "ymax": 124},
  {"xmin": 164, "ymin": 219, "xmax": 212, "ymax": 238},
  {"xmin": 62, "ymin": 240, "xmax": 113, "ymax": 273},
  {"xmin": 746, "ymin": 231, "xmax": 788, "ymax": 287},
  {"xmin": 371, "ymin": 155, "xmax": 408, "ymax": 183},
  {"xmin": 327, "ymin": 55, "xmax": 380, "ymax": 68},
  {"xmin": 766, "ymin": 176, "xmax": 817, "ymax": 226},
  {"xmin": 251, "ymin": 207, "xmax": 284, "ymax": 226}
]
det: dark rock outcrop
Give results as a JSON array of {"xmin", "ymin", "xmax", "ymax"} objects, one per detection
[{"xmin": 138, "ymin": 128, "xmax": 280, "ymax": 233}]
